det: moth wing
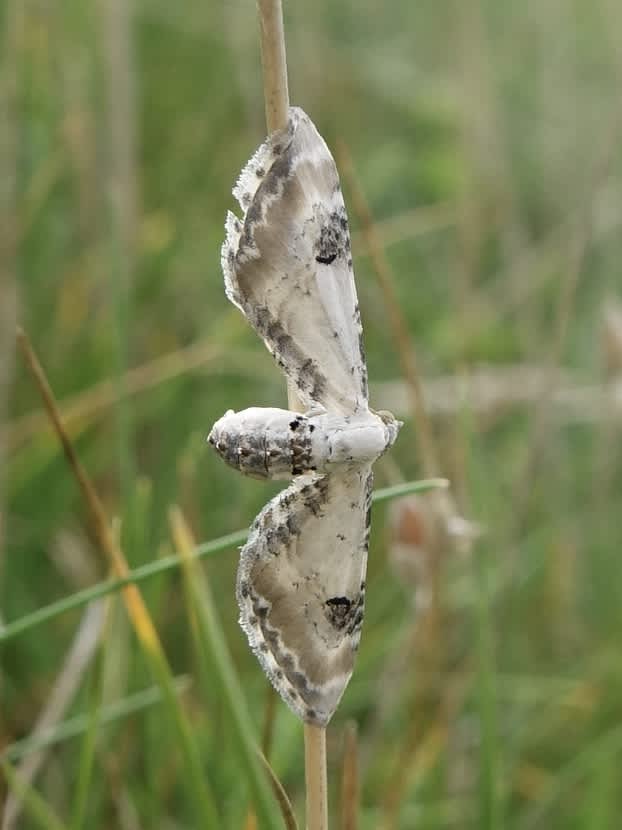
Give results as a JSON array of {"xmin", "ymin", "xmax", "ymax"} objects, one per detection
[
  {"xmin": 222, "ymin": 107, "xmax": 368, "ymax": 416},
  {"xmin": 237, "ymin": 466, "xmax": 373, "ymax": 726}
]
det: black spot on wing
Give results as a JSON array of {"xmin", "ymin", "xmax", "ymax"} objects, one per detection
[
  {"xmin": 325, "ymin": 592, "xmax": 365, "ymax": 637},
  {"xmin": 315, "ymin": 208, "xmax": 350, "ymax": 267},
  {"xmin": 325, "ymin": 596, "xmax": 352, "ymax": 630}
]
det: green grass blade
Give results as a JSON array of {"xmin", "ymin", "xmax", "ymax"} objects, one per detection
[
  {"xmin": 0, "ymin": 531, "xmax": 247, "ymax": 644},
  {"xmin": 1, "ymin": 761, "xmax": 69, "ymax": 830},
  {"xmin": 70, "ymin": 642, "xmax": 104, "ymax": 830},
  {"xmin": 374, "ymin": 478, "xmax": 448, "ymax": 501},
  {"xmin": 475, "ymin": 541, "xmax": 502, "ymax": 830},
  {"xmin": 0, "ymin": 478, "xmax": 446, "ymax": 646},
  {"xmin": 171, "ymin": 507, "xmax": 284, "ymax": 830},
  {"xmin": 518, "ymin": 723, "xmax": 622, "ymax": 830},
  {"xmin": 2, "ymin": 677, "xmax": 192, "ymax": 764},
  {"xmin": 583, "ymin": 752, "xmax": 615, "ymax": 830},
  {"xmin": 140, "ymin": 645, "xmax": 222, "ymax": 826}
]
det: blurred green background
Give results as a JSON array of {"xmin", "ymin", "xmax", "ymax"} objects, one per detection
[{"xmin": 3, "ymin": 0, "xmax": 622, "ymax": 827}]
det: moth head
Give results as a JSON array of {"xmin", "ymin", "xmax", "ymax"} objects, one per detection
[
  {"xmin": 376, "ymin": 409, "xmax": 402, "ymax": 450},
  {"xmin": 207, "ymin": 409, "xmax": 237, "ymax": 459}
]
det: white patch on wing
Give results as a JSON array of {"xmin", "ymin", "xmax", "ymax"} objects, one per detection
[
  {"xmin": 222, "ymin": 107, "xmax": 368, "ymax": 415},
  {"xmin": 236, "ymin": 467, "xmax": 373, "ymax": 727}
]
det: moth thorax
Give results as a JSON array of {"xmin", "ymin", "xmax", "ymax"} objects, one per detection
[
  {"xmin": 208, "ymin": 407, "xmax": 317, "ymax": 480},
  {"xmin": 310, "ymin": 411, "xmax": 397, "ymax": 465}
]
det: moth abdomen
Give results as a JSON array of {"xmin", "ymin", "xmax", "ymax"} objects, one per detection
[{"xmin": 208, "ymin": 406, "xmax": 317, "ymax": 480}]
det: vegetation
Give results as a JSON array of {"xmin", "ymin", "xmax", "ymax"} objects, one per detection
[{"xmin": 3, "ymin": 1, "xmax": 622, "ymax": 827}]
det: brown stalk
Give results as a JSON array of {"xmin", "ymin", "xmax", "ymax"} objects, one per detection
[
  {"xmin": 380, "ymin": 672, "xmax": 469, "ymax": 830},
  {"xmin": 257, "ymin": 751, "xmax": 299, "ymax": 830},
  {"xmin": 257, "ymin": 2, "xmax": 328, "ymax": 828},
  {"xmin": 6, "ymin": 338, "xmax": 223, "ymax": 452},
  {"xmin": 0, "ymin": 0, "xmax": 21, "ymax": 576},
  {"xmin": 340, "ymin": 722, "xmax": 359, "ymax": 830},
  {"xmin": 257, "ymin": 0, "xmax": 290, "ymax": 134},
  {"xmin": 1, "ymin": 602, "xmax": 105, "ymax": 830},
  {"xmin": 16, "ymin": 327, "xmax": 164, "ymax": 656},
  {"xmin": 337, "ymin": 142, "xmax": 440, "ymax": 482},
  {"xmin": 304, "ymin": 723, "xmax": 328, "ymax": 830},
  {"xmin": 510, "ymin": 110, "xmax": 622, "ymax": 534}
]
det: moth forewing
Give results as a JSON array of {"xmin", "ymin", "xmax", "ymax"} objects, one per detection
[{"xmin": 221, "ymin": 107, "xmax": 368, "ymax": 416}]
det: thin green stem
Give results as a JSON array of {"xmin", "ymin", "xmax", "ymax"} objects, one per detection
[
  {"xmin": 1, "ymin": 761, "xmax": 69, "ymax": 830},
  {"xmin": 70, "ymin": 639, "xmax": 104, "ymax": 830},
  {"xmin": 2, "ymin": 677, "xmax": 191, "ymax": 764},
  {"xmin": 172, "ymin": 507, "xmax": 282, "ymax": 830},
  {"xmin": 0, "ymin": 478, "xmax": 447, "ymax": 646}
]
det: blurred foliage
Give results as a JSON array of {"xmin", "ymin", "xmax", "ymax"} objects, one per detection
[{"xmin": 3, "ymin": 0, "xmax": 622, "ymax": 827}]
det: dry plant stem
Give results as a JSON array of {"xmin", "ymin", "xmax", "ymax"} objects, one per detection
[
  {"xmin": 257, "ymin": 752, "xmax": 299, "ymax": 830},
  {"xmin": 339, "ymin": 142, "xmax": 448, "ymax": 669},
  {"xmin": 244, "ymin": 686, "xmax": 279, "ymax": 830},
  {"xmin": 375, "ymin": 365, "xmax": 622, "ymax": 424},
  {"xmin": 340, "ymin": 723, "xmax": 359, "ymax": 830},
  {"xmin": 337, "ymin": 142, "xmax": 439, "ymax": 482},
  {"xmin": 261, "ymin": 685, "xmax": 278, "ymax": 758},
  {"xmin": 17, "ymin": 326, "xmax": 221, "ymax": 823},
  {"xmin": 11, "ymin": 352, "xmax": 616, "ymax": 458},
  {"xmin": 257, "ymin": 0, "xmax": 290, "ymax": 132},
  {"xmin": 100, "ymin": 0, "xmax": 136, "ymax": 253},
  {"xmin": 16, "ymin": 327, "xmax": 162, "ymax": 655},
  {"xmin": 243, "ymin": 691, "xmax": 280, "ymax": 829},
  {"xmin": 511, "ymin": 111, "xmax": 622, "ymax": 533},
  {"xmin": 380, "ymin": 673, "xmax": 469, "ymax": 830},
  {"xmin": 256, "ymin": 2, "xmax": 328, "ymax": 828},
  {"xmin": 100, "ymin": 0, "xmax": 137, "ymax": 514},
  {"xmin": 350, "ymin": 202, "xmax": 455, "ymax": 258},
  {"xmin": 0, "ymin": 0, "xmax": 21, "ymax": 575},
  {"xmin": 381, "ymin": 724, "xmax": 448, "ymax": 830},
  {"xmin": 1, "ymin": 602, "xmax": 105, "ymax": 830},
  {"xmin": 305, "ymin": 724, "xmax": 328, "ymax": 830},
  {"xmin": 7, "ymin": 338, "xmax": 223, "ymax": 451}
]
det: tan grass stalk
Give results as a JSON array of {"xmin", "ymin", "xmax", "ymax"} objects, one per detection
[
  {"xmin": 340, "ymin": 722, "xmax": 359, "ymax": 830},
  {"xmin": 0, "ymin": 761, "xmax": 66, "ymax": 830},
  {"xmin": 15, "ymin": 328, "xmax": 159, "ymax": 636},
  {"xmin": 257, "ymin": 0, "xmax": 290, "ymax": 133},
  {"xmin": 6, "ymin": 338, "xmax": 224, "ymax": 452},
  {"xmin": 15, "ymin": 327, "xmax": 220, "ymax": 825},
  {"xmin": 304, "ymin": 723, "xmax": 329, "ymax": 830},
  {"xmin": 2, "ymin": 602, "xmax": 105, "ymax": 830},
  {"xmin": 169, "ymin": 505, "xmax": 287, "ymax": 829},
  {"xmin": 256, "ymin": 2, "xmax": 329, "ymax": 828},
  {"xmin": 510, "ymin": 111, "xmax": 622, "ymax": 533},
  {"xmin": 337, "ymin": 143, "xmax": 439, "ymax": 482},
  {"xmin": 257, "ymin": 751, "xmax": 299, "ymax": 830},
  {"xmin": 0, "ymin": 0, "xmax": 21, "ymax": 572}
]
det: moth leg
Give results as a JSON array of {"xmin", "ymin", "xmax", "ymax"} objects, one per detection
[{"xmin": 304, "ymin": 405, "xmax": 328, "ymax": 418}]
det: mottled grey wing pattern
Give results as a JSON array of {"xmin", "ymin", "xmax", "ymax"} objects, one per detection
[
  {"xmin": 221, "ymin": 107, "xmax": 368, "ymax": 416},
  {"xmin": 237, "ymin": 467, "xmax": 373, "ymax": 726},
  {"xmin": 214, "ymin": 107, "xmax": 400, "ymax": 726}
]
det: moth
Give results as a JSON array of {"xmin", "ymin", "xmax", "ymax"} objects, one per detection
[{"xmin": 209, "ymin": 107, "xmax": 400, "ymax": 726}]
